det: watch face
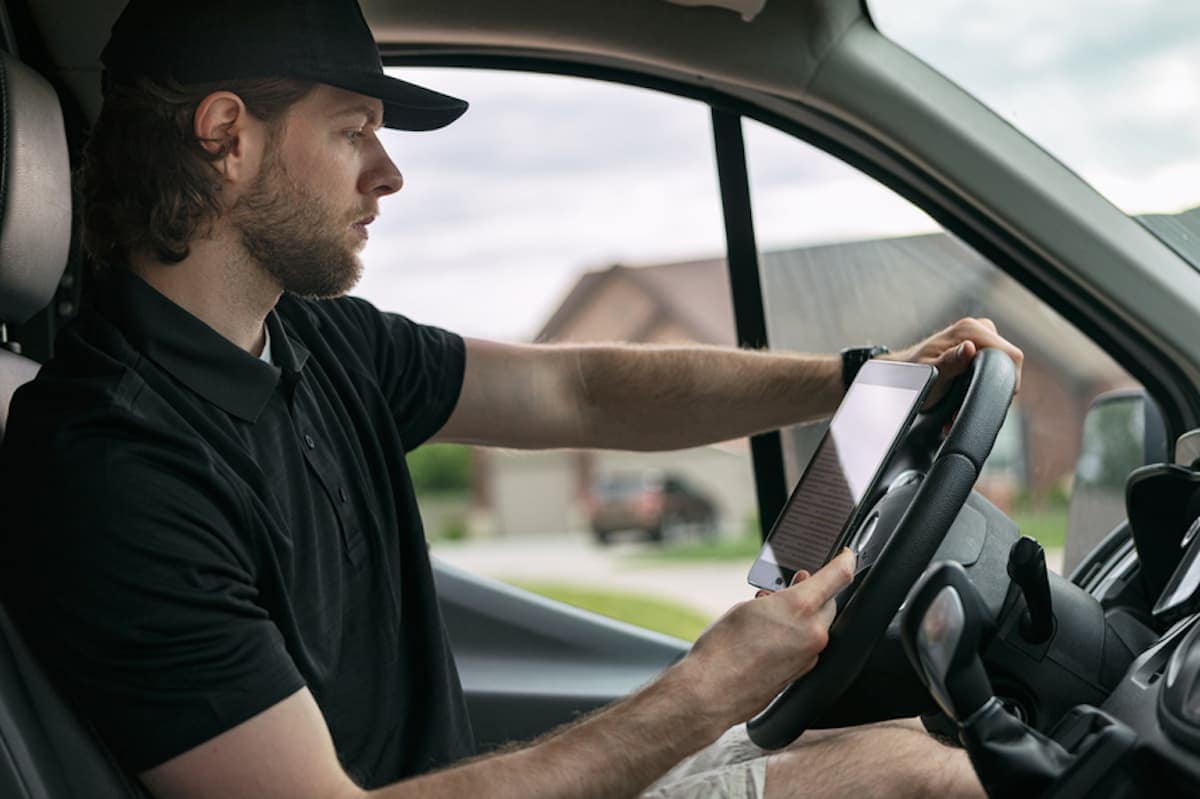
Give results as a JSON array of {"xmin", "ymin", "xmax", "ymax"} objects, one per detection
[{"xmin": 842, "ymin": 346, "xmax": 889, "ymax": 389}]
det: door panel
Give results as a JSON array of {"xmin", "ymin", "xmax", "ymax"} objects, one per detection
[{"xmin": 433, "ymin": 560, "xmax": 688, "ymax": 748}]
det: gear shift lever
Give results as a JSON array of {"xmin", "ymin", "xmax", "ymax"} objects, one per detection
[
  {"xmin": 901, "ymin": 561, "xmax": 1073, "ymax": 797},
  {"xmin": 900, "ymin": 561, "xmax": 994, "ymax": 722}
]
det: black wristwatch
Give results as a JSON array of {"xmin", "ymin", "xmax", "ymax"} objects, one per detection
[{"xmin": 840, "ymin": 345, "xmax": 890, "ymax": 391}]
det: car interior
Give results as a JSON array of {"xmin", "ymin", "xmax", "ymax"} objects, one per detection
[{"xmin": 2, "ymin": 0, "xmax": 1200, "ymax": 796}]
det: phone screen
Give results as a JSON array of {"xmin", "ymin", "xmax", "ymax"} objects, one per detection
[{"xmin": 748, "ymin": 361, "xmax": 934, "ymax": 589}]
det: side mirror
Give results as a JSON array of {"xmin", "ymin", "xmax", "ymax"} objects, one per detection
[{"xmin": 1063, "ymin": 389, "xmax": 1167, "ymax": 575}]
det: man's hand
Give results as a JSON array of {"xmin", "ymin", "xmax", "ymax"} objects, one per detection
[
  {"xmin": 679, "ymin": 548, "xmax": 857, "ymax": 728},
  {"xmin": 888, "ymin": 318, "xmax": 1024, "ymax": 408}
]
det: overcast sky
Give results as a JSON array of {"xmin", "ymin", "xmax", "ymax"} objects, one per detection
[{"xmin": 352, "ymin": 2, "xmax": 1200, "ymax": 342}]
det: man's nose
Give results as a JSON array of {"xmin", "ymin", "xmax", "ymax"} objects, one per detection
[{"xmin": 363, "ymin": 140, "xmax": 403, "ymax": 197}]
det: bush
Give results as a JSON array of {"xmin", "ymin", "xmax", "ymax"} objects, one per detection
[
  {"xmin": 408, "ymin": 444, "xmax": 472, "ymax": 496},
  {"xmin": 438, "ymin": 519, "xmax": 468, "ymax": 542}
]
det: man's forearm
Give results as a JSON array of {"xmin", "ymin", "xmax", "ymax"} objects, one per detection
[
  {"xmin": 370, "ymin": 661, "xmax": 723, "ymax": 799},
  {"xmin": 140, "ymin": 554, "xmax": 856, "ymax": 799},
  {"xmin": 574, "ymin": 344, "xmax": 842, "ymax": 451},
  {"xmin": 440, "ymin": 320, "xmax": 1022, "ymax": 451}
]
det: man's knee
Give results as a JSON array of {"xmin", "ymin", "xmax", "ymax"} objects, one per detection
[{"xmin": 764, "ymin": 723, "xmax": 982, "ymax": 799}]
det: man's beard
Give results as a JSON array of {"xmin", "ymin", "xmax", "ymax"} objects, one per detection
[{"xmin": 230, "ymin": 143, "xmax": 366, "ymax": 299}]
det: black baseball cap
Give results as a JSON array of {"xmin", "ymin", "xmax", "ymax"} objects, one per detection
[{"xmin": 101, "ymin": 0, "xmax": 468, "ymax": 131}]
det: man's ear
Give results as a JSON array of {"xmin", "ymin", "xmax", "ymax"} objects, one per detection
[{"xmin": 193, "ymin": 91, "xmax": 267, "ymax": 184}]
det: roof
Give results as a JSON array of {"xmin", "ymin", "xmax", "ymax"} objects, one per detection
[
  {"xmin": 535, "ymin": 256, "xmax": 735, "ymax": 345},
  {"xmin": 536, "ymin": 231, "xmax": 1128, "ymax": 385}
]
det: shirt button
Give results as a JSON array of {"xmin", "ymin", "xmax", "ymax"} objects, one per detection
[
  {"xmin": 304, "ymin": 434, "xmax": 316, "ymax": 449},
  {"xmin": 338, "ymin": 487, "xmax": 348, "ymax": 503}
]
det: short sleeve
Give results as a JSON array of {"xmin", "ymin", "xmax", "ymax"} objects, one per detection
[
  {"xmin": 2, "ymin": 430, "xmax": 305, "ymax": 772},
  {"xmin": 321, "ymin": 297, "xmax": 466, "ymax": 450}
]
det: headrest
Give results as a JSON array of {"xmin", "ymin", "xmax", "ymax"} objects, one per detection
[{"xmin": 0, "ymin": 51, "xmax": 71, "ymax": 325}]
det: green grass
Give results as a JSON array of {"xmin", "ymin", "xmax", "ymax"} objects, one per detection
[
  {"xmin": 626, "ymin": 506, "xmax": 1070, "ymax": 568},
  {"xmin": 1010, "ymin": 507, "xmax": 1068, "ymax": 550},
  {"xmin": 506, "ymin": 512, "xmax": 1069, "ymax": 643},
  {"xmin": 508, "ymin": 581, "xmax": 712, "ymax": 641},
  {"xmin": 625, "ymin": 534, "xmax": 763, "ymax": 566}
]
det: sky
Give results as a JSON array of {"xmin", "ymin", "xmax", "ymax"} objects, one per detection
[
  {"xmin": 351, "ymin": 1, "xmax": 1200, "ymax": 342},
  {"xmin": 871, "ymin": 0, "xmax": 1200, "ymax": 212}
]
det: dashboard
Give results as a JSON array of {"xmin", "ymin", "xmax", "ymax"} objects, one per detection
[{"xmin": 1024, "ymin": 464, "xmax": 1200, "ymax": 796}]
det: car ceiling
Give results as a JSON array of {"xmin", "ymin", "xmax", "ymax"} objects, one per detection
[{"xmin": 23, "ymin": 0, "xmax": 866, "ymax": 123}]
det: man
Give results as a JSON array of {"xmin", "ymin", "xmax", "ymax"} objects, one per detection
[{"xmin": 0, "ymin": 1, "xmax": 1023, "ymax": 797}]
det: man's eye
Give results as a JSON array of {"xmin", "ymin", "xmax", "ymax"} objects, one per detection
[{"xmin": 345, "ymin": 129, "xmax": 365, "ymax": 143}]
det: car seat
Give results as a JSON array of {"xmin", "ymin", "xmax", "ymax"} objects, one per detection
[{"xmin": 0, "ymin": 48, "xmax": 150, "ymax": 798}]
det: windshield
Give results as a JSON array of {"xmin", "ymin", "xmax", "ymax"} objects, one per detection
[{"xmin": 868, "ymin": 0, "xmax": 1200, "ymax": 268}]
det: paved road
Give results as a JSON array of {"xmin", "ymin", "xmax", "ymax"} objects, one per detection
[{"xmin": 432, "ymin": 533, "xmax": 1064, "ymax": 622}]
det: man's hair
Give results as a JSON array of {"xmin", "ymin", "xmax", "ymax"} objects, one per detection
[{"xmin": 79, "ymin": 76, "xmax": 315, "ymax": 269}]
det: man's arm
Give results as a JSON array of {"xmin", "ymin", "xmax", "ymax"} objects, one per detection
[
  {"xmin": 432, "ymin": 318, "xmax": 1023, "ymax": 451},
  {"xmin": 139, "ymin": 549, "xmax": 856, "ymax": 799},
  {"xmin": 432, "ymin": 337, "xmax": 842, "ymax": 450}
]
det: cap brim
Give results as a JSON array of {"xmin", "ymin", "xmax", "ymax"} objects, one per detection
[{"xmin": 313, "ymin": 70, "xmax": 468, "ymax": 131}]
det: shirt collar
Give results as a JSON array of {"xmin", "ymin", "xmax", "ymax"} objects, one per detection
[{"xmin": 98, "ymin": 269, "xmax": 310, "ymax": 422}]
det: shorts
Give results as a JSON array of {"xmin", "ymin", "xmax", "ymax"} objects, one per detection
[{"xmin": 641, "ymin": 725, "xmax": 768, "ymax": 799}]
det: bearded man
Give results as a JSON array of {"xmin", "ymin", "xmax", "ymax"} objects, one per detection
[{"xmin": 0, "ymin": 1, "xmax": 1022, "ymax": 797}]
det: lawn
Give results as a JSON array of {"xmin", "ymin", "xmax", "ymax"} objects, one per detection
[
  {"xmin": 1010, "ymin": 507, "xmax": 1068, "ymax": 550},
  {"xmin": 506, "ymin": 508, "xmax": 1069, "ymax": 642},
  {"xmin": 509, "ymin": 580, "xmax": 712, "ymax": 641},
  {"xmin": 624, "ymin": 507, "xmax": 1070, "ymax": 566},
  {"xmin": 625, "ymin": 534, "xmax": 764, "ymax": 565}
]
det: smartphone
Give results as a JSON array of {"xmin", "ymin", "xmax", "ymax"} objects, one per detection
[{"xmin": 747, "ymin": 359, "xmax": 936, "ymax": 591}]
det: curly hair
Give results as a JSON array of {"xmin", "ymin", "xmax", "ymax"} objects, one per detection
[{"xmin": 79, "ymin": 76, "xmax": 315, "ymax": 269}]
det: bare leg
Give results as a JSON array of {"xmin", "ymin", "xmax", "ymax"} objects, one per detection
[{"xmin": 765, "ymin": 722, "xmax": 982, "ymax": 799}]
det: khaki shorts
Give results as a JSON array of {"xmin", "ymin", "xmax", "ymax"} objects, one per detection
[{"xmin": 641, "ymin": 725, "xmax": 768, "ymax": 799}]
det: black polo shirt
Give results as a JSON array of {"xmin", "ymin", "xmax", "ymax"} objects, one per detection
[{"xmin": 0, "ymin": 270, "xmax": 475, "ymax": 786}]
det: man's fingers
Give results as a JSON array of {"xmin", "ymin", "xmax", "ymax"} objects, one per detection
[
  {"xmin": 959, "ymin": 319, "xmax": 1023, "ymax": 377},
  {"xmin": 815, "ymin": 595, "xmax": 837, "ymax": 628},
  {"xmin": 787, "ymin": 548, "xmax": 856, "ymax": 607},
  {"xmin": 754, "ymin": 569, "xmax": 809, "ymax": 599},
  {"xmin": 935, "ymin": 340, "xmax": 975, "ymax": 379},
  {"xmin": 968, "ymin": 334, "xmax": 1024, "ymax": 394},
  {"xmin": 935, "ymin": 318, "xmax": 1024, "ymax": 394}
]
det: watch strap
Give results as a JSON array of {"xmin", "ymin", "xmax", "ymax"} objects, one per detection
[{"xmin": 841, "ymin": 345, "xmax": 890, "ymax": 391}]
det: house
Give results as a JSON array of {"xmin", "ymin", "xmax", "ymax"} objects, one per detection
[{"xmin": 471, "ymin": 232, "xmax": 1134, "ymax": 538}]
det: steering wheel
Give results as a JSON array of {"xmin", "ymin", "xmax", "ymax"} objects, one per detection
[{"xmin": 746, "ymin": 347, "xmax": 1017, "ymax": 749}]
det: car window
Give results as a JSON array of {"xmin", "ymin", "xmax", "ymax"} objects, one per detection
[
  {"xmin": 743, "ymin": 118, "xmax": 1143, "ymax": 575},
  {"xmin": 355, "ymin": 68, "xmax": 757, "ymax": 641}
]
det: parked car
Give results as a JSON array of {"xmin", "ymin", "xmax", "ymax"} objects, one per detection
[
  {"xmin": 588, "ymin": 471, "xmax": 717, "ymax": 545},
  {"xmin": 0, "ymin": 0, "xmax": 1199, "ymax": 796}
]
